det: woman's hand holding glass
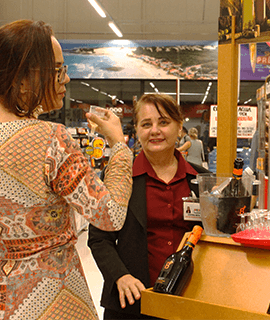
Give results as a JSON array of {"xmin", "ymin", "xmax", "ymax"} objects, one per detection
[{"xmin": 86, "ymin": 106, "xmax": 126, "ymax": 148}]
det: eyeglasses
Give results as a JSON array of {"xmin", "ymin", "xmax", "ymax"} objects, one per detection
[{"xmin": 55, "ymin": 65, "xmax": 68, "ymax": 84}]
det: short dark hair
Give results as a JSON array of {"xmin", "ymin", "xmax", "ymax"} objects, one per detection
[
  {"xmin": 133, "ymin": 93, "xmax": 183, "ymax": 126},
  {"xmin": 0, "ymin": 20, "xmax": 57, "ymax": 116}
]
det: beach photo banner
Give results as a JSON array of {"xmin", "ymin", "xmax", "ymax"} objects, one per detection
[{"xmin": 60, "ymin": 40, "xmax": 218, "ymax": 80}]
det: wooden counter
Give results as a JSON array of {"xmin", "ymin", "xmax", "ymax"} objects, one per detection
[{"xmin": 141, "ymin": 234, "xmax": 270, "ymax": 319}]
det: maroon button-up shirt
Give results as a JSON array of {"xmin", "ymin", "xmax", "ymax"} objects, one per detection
[{"xmin": 133, "ymin": 150, "xmax": 198, "ymax": 286}]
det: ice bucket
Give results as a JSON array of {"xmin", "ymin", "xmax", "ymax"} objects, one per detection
[{"xmin": 193, "ymin": 173, "xmax": 255, "ymax": 237}]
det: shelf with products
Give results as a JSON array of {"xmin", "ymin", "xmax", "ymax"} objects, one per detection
[{"xmin": 141, "ymin": 233, "xmax": 270, "ymax": 320}]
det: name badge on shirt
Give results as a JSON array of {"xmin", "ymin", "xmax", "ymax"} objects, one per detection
[{"xmin": 183, "ymin": 201, "xmax": 201, "ymax": 221}]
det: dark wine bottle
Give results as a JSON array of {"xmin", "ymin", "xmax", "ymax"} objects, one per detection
[
  {"xmin": 153, "ymin": 225, "xmax": 203, "ymax": 296},
  {"xmin": 222, "ymin": 158, "xmax": 247, "ymax": 197},
  {"xmin": 216, "ymin": 157, "xmax": 251, "ymax": 234}
]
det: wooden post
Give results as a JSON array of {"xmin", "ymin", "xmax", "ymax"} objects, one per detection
[{"xmin": 216, "ymin": 16, "xmax": 239, "ymax": 176}]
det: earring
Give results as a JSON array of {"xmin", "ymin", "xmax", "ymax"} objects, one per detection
[
  {"xmin": 16, "ymin": 105, "xmax": 28, "ymax": 116},
  {"xmin": 31, "ymin": 105, "xmax": 43, "ymax": 119}
]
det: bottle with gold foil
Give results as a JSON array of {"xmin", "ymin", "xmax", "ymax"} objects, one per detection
[
  {"xmin": 222, "ymin": 158, "xmax": 246, "ymax": 197},
  {"xmin": 153, "ymin": 225, "xmax": 203, "ymax": 296}
]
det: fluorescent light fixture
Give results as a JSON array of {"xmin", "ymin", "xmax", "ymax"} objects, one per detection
[
  {"xmin": 88, "ymin": 0, "xmax": 106, "ymax": 18},
  {"xmin": 149, "ymin": 82, "xmax": 155, "ymax": 88},
  {"xmin": 81, "ymin": 82, "xmax": 90, "ymax": 87},
  {"xmin": 244, "ymin": 98, "xmax": 252, "ymax": 104},
  {"xmin": 201, "ymin": 82, "xmax": 213, "ymax": 104},
  {"xmin": 144, "ymin": 92, "xmax": 204, "ymax": 95},
  {"xmin": 76, "ymin": 100, "xmax": 83, "ymax": 103},
  {"xmin": 108, "ymin": 22, "xmax": 123, "ymax": 38}
]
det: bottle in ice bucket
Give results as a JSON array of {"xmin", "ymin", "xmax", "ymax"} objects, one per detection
[
  {"xmin": 153, "ymin": 225, "xmax": 203, "ymax": 296},
  {"xmin": 216, "ymin": 157, "xmax": 251, "ymax": 234},
  {"xmin": 211, "ymin": 158, "xmax": 246, "ymax": 197}
]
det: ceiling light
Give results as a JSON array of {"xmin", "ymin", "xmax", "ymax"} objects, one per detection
[
  {"xmin": 108, "ymin": 22, "xmax": 123, "ymax": 38},
  {"xmin": 81, "ymin": 82, "xmax": 90, "ymax": 86},
  {"xmin": 244, "ymin": 98, "xmax": 252, "ymax": 104},
  {"xmin": 88, "ymin": 0, "xmax": 106, "ymax": 18},
  {"xmin": 144, "ymin": 92, "xmax": 204, "ymax": 96}
]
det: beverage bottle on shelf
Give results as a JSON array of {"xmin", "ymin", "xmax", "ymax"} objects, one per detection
[{"xmin": 153, "ymin": 225, "xmax": 203, "ymax": 296}]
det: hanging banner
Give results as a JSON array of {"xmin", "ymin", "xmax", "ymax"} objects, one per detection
[
  {"xmin": 60, "ymin": 39, "xmax": 218, "ymax": 80},
  {"xmin": 210, "ymin": 105, "xmax": 257, "ymax": 138}
]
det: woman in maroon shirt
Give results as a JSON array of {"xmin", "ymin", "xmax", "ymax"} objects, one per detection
[{"xmin": 89, "ymin": 94, "xmax": 205, "ymax": 319}]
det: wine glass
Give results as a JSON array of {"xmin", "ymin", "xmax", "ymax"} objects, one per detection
[{"xmin": 88, "ymin": 105, "xmax": 106, "ymax": 138}]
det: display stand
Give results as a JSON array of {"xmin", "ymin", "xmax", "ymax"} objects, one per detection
[{"xmin": 141, "ymin": 233, "xmax": 270, "ymax": 320}]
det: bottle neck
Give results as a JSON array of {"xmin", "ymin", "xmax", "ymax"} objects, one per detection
[
  {"xmin": 232, "ymin": 167, "xmax": 243, "ymax": 180},
  {"xmin": 181, "ymin": 242, "xmax": 195, "ymax": 256}
]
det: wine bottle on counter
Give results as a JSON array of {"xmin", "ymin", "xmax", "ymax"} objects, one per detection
[{"xmin": 153, "ymin": 225, "xmax": 203, "ymax": 296}]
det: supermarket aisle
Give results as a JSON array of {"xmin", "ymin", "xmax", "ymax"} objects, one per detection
[{"xmin": 76, "ymin": 230, "xmax": 104, "ymax": 319}]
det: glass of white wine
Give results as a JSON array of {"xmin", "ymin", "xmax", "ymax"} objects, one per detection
[{"xmin": 88, "ymin": 105, "xmax": 106, "ymax": 138}]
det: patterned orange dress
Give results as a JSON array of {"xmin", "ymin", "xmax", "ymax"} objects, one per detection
[{"xmin": 0, "ymin": 119, "xmax": 133, "ymax": 320}]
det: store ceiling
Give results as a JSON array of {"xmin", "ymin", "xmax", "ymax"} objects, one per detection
[
  {"xmin": 0, "ymin": 0, "xmax": 220, "ymax": 41},
  {"xmin": 0, "ymin": 0, "xmax": 264, "ymax": 107}
]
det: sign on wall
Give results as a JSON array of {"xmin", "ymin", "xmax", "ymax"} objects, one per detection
[{"xmin": 210, "ymin": 105, "xmax": 257, "ymax": 138}]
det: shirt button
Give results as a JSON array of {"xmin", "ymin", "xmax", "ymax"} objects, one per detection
[
  {"xmin": 166, "ymin": 186, "xmax": 170, "ymax": 190},
  {"xmin": 168, "ymin": 204, "xmax": 171, "ymax": 208},
  {"xmin": 168, "ymin": 241, "xmax": 172, "ymax": 246}
]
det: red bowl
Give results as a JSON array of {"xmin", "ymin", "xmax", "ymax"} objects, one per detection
[{"xmin": 231, "ymin": 229, "xmax": 270, "ymax": 250}]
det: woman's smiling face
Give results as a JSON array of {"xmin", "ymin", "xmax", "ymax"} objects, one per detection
[{"xmin": 135, "ymin": 102, "xmax": 181, "ymax": 157}]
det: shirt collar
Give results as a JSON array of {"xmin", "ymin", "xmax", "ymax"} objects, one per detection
[{"xmin": 133, "ymin": 149, "xmax": 198, "ymax": 180}]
